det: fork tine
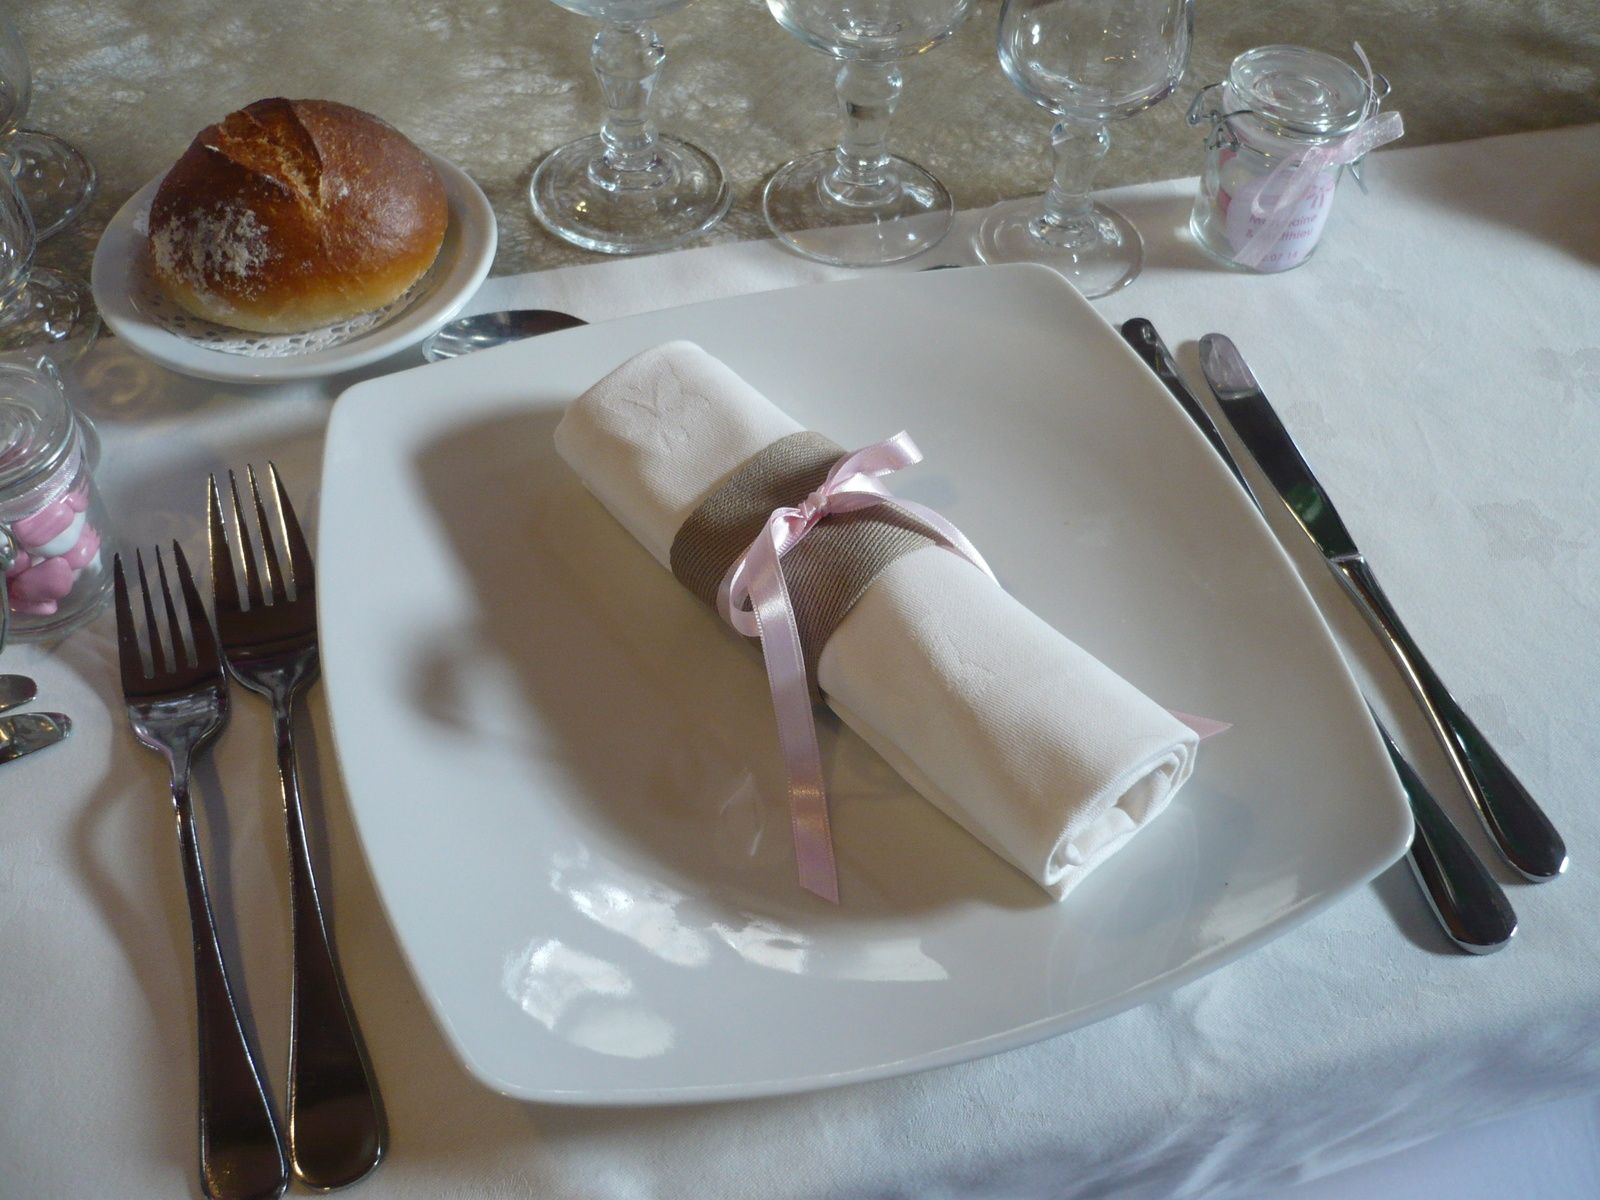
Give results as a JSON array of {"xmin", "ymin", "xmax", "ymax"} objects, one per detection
[
  {"xmin": 135, "ymin": 549, "xmax": 167, "ymax": 676},
  {"xmin": 268, "ymin": 462, "xmax": 315, "ymax": 596},
  {"xmin": 112, "ymin": 554, "xmax": 147, "ymax": 693},
  {"xmin": 172, "ymin": 541, "xmax": 221, "ymax": 675},
  {"xmin": 208, "ymin": 474, "xmax": 242, "ymax": 616},
  {"xmin": 226, "ymin": 469, "xmax": 266, "ymax": 611},
  {"xmin": 247, "ymin": 465, "xmax": 288, "ymax": 605},
  {"xmin": 154, "ymin": 545, "xmax": 188, "ymax": 669}
]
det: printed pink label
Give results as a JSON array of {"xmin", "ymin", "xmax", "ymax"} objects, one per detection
[{"xmin": 1221, "ymin": 169, "xmax": 1337, "ymax": 272}]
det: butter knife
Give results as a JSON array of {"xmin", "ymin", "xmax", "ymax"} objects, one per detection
[
  {"xmin": 1120, "ymin": 319, "xmax": 1515, "ymax": 952},
  {"xmin": 0, "ymin": 711, "xmax": 71, "ymax": 764},
  {"xmin": 1198, "ymin": 332, "xmax": 1566, "ymax": 881}
]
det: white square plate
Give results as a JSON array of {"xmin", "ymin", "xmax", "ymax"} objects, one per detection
[{"xmin": 320, "ymin": 264, "xmax": 1410, "ymax": 1105}]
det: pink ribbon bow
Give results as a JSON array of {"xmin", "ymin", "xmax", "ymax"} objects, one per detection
[{"xmin": 716, "ymin": 432, "xmax": 995, "ymax": 902}]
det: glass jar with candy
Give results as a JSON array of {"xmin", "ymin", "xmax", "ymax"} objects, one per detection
[
  {"xmin": 0, "ymin": 354, "xmax": 112, "ymax": 642},
  {"xmin": 1187, "ymin": 44, "xmax": 1402, "ymax": 273}
]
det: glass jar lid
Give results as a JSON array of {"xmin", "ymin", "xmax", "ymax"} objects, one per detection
[
  {"xmin": 0, "ymin": 357, "xmax": 77, "ymax": 508},
  {"xmin": 1227, "ymin": 45, "xmax": 1370, "ymax": 139}
]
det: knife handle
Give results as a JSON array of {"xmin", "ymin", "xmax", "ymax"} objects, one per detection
[
  {"xmin": 1377, "ymin": 721, "xmax": 1517, "ymax": 952},
  {"xmin": 1333, "ymin": 556, "xmax": 1567, "ymax": 881}
]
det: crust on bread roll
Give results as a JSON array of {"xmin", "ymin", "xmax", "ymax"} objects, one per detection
[{"xmin": 148, "ymin": 98, "xmax": 447, "ymax": 334}]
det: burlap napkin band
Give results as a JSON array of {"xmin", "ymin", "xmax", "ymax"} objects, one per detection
[{"xmin": 669, "ymin": 430, "xmax": 937, "ymax": 692}]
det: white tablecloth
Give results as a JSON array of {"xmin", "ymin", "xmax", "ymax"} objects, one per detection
[{"xmin": 3, "ymin": 125, "xmax": 1598, "ymax": 1200}]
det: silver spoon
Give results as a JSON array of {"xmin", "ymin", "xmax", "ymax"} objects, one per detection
[
  {"xmin": 417, "ymin": 265, "xmax": 979, "ymax": 364},
  {"xmin": 418, "ymin": 264, "xmax": 981, "ymax": 364},
  {"xmin": 0, "ymin": 674, "xmax": 37, "ymax": 713},
  {"xmin": 421, "ymin": 309, "xmax": 587, "ymax": 362}
]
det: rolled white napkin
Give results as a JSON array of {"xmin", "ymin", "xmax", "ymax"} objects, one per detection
[{"xmin": 554, "ymin": 341, "xmax": 1199, "ymax": 900}]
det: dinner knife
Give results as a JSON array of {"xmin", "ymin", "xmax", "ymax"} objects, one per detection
[
  {"xmin": 1119, "ymin": 318, "xmax": 1516, "ymax": 953},
  {"xmin": 1198, "ymin": 332, "xmax": 1566, "ymax": 882},
  {"xmin": 0, "ymin": 711, "xmax": 71, "ymax": 765}
]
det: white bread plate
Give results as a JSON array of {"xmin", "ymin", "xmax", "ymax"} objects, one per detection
[{"xmin": 90, "ymin": 153, "xmax": 496, "ymax": 385}]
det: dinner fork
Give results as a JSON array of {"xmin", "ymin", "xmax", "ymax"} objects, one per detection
[
  {"xmin": 113, "ymin": 545, "xmax": 289, "ymax": 1200},
  {"xmin": 208, "ymin": 465, "xmax": 384, "ymax": 1190}
]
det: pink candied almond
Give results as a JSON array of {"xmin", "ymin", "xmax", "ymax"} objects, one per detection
[
  {"xmin": 8, "ymin": 555, "xmax": 74, "ymax": 607},
  {"xmin": 11, "ymin": 499, "xmax": 74, "ymax": 548},
  {"xmin": 61, "ymin": 524, "xmax": 101, "ymax": 570}
]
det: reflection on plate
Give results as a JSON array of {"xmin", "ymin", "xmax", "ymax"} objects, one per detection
[
  {"xmin": 319, "ymin": 264, "xmax": 1411, "ymax": 1105},
  {"xmin": 90, "ymin": 153, "xmax": 495, "ymax": 384}
]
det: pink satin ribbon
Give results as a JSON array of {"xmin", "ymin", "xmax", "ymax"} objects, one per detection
[{"xmin": 716, "ymin": 432, "xmax": 995, "ymax": 902}]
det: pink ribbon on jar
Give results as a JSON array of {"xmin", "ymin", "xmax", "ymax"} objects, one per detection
[
  {"xmin": 1232, "ymin": 43, "xmax": 1405, "ymax": 270},
  {"xmin": 715, "ymin": 432, "xmax": 996, "ymax": 903}
]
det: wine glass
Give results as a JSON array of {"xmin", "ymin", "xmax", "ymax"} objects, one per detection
[
  {"xmin": 0, "ymin": 13, "xmax": 95, "ymax": 240},
  {"xmin": 0, "ymin": 167, "xmax": 99, "ymax": 366},
  {"xmin": 530, "ymin": 0, "xmax": 730, "ymax": 256},
  {"xmin": 763, "ymin": 0, "xmax": 974, "ymax": 267},
  {"xmin": 977, "ymin": 0, "xmax": 1193, "ymax": 297}
]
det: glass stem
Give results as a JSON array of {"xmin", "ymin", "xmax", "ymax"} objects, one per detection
[
  {"xmin": 0, "ymin": 243, "xmax": 33, "ymax": 311},
  {"xmin": 824, "ymin": 60, "xmax": 903, "ymax": 207},
  {"xmin": 0, "ymin": 272, "xmax": 30, "ymax": 311},
  {"xmin": 1033, "ymin": 120, "xmax": 1110, "ymax": 247},
  {"xmin": 589, "ymin": 21, "xmax": 670, "ymax": 190}
]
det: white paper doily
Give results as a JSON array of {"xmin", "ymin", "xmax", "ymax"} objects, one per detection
[{"xmin": 129, "ymin": 207, "xmax": 436, "ymax": 358}]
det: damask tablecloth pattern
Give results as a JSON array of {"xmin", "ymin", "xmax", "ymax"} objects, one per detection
[{"xmin": 1, "ymin": 126, "xmax": 1597, "ymax": 1200}]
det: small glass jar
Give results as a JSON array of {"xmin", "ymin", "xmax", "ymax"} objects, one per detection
[
  {"xmin": 0, "ymin": 354, "xmax": 113, "ymax": 642},
  {"xmin": 1187, "ymin": 45, "xmax": 1385, "ymax": 273}
]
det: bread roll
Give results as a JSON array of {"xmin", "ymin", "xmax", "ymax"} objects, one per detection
[{"xmin": 148, "ymin": 98, "xmax": 448, "ymax": 334}]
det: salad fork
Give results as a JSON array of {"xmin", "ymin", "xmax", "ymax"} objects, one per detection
[
  {"xmin": 208, "ymin": 465, "xmax": 384, "ymax": 1190},
  {"xmin": 113, "ymin": 545, "xmax": 289, "ymax": 1200}
]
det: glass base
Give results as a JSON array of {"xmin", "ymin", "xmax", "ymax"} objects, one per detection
[
  {"xmin": 975, "ymin": 197, "xmax": 1144, "ymax": 299},
  {"xmin": 0, "ymin": 268, "xmax": 101, "ymax": 367},
  {"xmin": 6, "ymin": 130, "xmax": 96, "ymax": 241},
  {"xmin": 762, "ymin": 149, "xmax": 954, "ymax": 268},
  {"xmin": 529, "ymin": 133, "xmax": 730, "ymax": 256}
]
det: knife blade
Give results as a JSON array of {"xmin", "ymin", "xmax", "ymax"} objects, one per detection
[
  {"xmin": 0, "ymin": 711, "xmax": 71, "ymax": 765},
  {"xmin": 1119, "ymin": 318, "xmax": 1515, "ymax": 953},
  {"xmin": 1199, "ymin": 332, "xmax": 1566, "ymax": 882},
  {"xmin": 0, "ymin": 674, "xmax": 38, "ymax": 714}
]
